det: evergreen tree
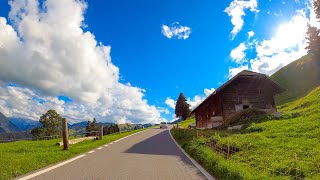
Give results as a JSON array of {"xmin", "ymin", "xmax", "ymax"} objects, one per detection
[
  {"xmin": 175, "ymin": 92, "xmax": 191, "ymax": 120},
  {"xmin": 306, "ymin": 0, "xmax": 320, "ymax": 55}
]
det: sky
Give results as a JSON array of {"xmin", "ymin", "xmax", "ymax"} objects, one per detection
[{"xmin": 0, "ymin": 0, "xmax": 316, "ymax": 124}]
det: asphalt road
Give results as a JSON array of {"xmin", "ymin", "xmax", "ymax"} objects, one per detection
[{"xmin": 19, "ymin": 128, "xmax": 208, "ymax": 180}]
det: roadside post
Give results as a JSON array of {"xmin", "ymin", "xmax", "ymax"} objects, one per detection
[
  {"xmin": 99, "ymin": 125, "xmax": 103, "ymax": 140},
  {"xmin": 62, "ymin": 118, "xmax": 69, "ymax": 150}
]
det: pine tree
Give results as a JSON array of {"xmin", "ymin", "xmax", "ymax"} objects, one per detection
[
  {"xmin": 306, "ymin": 0, "xmax": 320, "ymax": 55},
  {"xmin": 175, "ymin": 92, "xmax": 191, "ymax": 120}
]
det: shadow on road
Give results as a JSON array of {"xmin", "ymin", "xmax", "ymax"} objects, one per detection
[{"xmin": 124, "ymin": 130, "xmax": 188, "ymax": 157}]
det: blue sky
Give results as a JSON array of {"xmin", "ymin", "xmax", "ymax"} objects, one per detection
[{"xmin": 0, "ymin": 0, "xmax": 314, "ymax": 123}]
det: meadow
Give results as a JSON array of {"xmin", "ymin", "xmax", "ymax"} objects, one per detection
[{"xmin": 171, "ymin": 87, "xmax": 320, "ymax": 179}]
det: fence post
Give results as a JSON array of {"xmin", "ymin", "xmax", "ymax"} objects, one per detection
[
  {"xmin": 99, "ymin": 125, "xmax": 103, "ymax": 140},
  {"xmin": 62, "ymin": 118, "xmax": 69, "ymax": 150},
  {"xmin": 227, "ymin": 142, "xmax": 230, "ymax": 159}
]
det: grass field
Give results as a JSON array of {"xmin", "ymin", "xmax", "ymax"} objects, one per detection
[
  {"xmin": 0, "ymin": 128, "xmax": 149, "ymax": 180},
  {"xmin": 171, "ymin": 87, "xmax": 320, "ymax": 179},
  {"xmin": 177, "ymin": 117, "xmax": 195, "ymax": 128}
]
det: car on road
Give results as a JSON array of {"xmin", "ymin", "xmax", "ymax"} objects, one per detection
[{"xmin": 160, "ymin": 122, "xmax": 168, "ymax": 129}]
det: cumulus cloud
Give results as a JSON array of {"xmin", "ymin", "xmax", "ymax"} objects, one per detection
[
  {"xmin": 228, "ymin": 9, "xmax": 309, "ymax": 77},
  {"xmin": 187, "ymin": 88, "xmax": 215, "ymax": 110},
  {"xmin": 248, "ymin": 31, "xmax": 254, "ymax": 38},
  {"xmin": 0, "ymin": 0, "xmax": 166, "ymax": 124},
  {"xmin": 225, "ymin": 0, "xmax": 258, "ymax": 39},
  {"xmin": 161, "ymin": 22, "xmax": 191, "ymax": 40},
  {"xmin": 230, "ymin": 43, "xmax": 247, "ymax": 63},
  {"xmin": 251, "ymin": 10, "xmax": 308, "ymax": 75},
  {"xmin": 228, "ymin": 65, "xmax": 249, "ymax": 78},
  {"xmin": 165, "ymin": 97, "xmax": 176, "ymax": 109}
]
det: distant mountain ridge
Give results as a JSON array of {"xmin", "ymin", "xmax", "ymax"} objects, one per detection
[
  {"xmin": 271, "ymin": 54, "xmax": 320, "ymax": 105},
  {"xmin": 9, "ymin": 118, "xmax": 40, "ymax": 131},
  {"xmin": 0, "ymin": 112, "xmax": 20, "ymax": 132}
]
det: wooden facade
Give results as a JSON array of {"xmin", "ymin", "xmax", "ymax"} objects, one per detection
[{"xmin": 192, "ymin": 70, "xmax": 285, "ymax": 129}]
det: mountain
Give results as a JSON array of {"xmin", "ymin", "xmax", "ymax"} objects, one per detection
[
  {"xmin": 68, "ymin": 121, "xmax": 113, "ymax": 130},
  {"xmin": 8, "ymin": 118, "xmax": 40, "ymax": 131},
  {"xmin": 271, "ymin": 54, "xmax": 320, "ymax": 105},
  {"xmin": 0, "ymin": 112, "xmax": 20, "ymax": 132}
]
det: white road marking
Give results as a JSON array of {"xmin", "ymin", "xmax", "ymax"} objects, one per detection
[
  {"xmin": 16, "ymin": 154, "xmax": 86, "ymax": 180},
  {"xmin": 110, "ymin": 142, "xmax": 113, "ymax": 145},
  {"xmin": 97, "ymin": 147, "xmax": 103, "ymax": 150},
  {"xmin": 88, "ymin": 150, "xmax": 95, "ymax": 153},
  {"xmin": 104, "ymin": 144, "xmax": 109, "ymax": 147}
]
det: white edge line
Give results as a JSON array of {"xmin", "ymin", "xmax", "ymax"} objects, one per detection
[
  {"xmin": 169, "ymin": 129, "xmax": 215, "ymax": 180},
  {"xmin": 88, "ymin": 150, "xmax": 95, "ymax": 153},
  {"xmin": 16, "ymin": 154, "xmax": 86, "ymax": 180},
  {"xmin": 97, "ymin": 147, "xmax": 103, "ymax": 150},
  {"xmin": 104, "ymin": 144, "xmax": 109, "ymax": 147}
]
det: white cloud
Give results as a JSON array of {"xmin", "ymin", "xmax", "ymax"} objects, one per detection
[
  {"xmin": 225, "ymin": 0, "xmax": 258, "ymax": 39},
  {"xmin": 230, "ymin": 43, "xmax": 247, "ymax": 63},
  {"xmin": 187, "ymin": 88, "xmax": 215, "ymax": 110},
  {"xmin": 165, "ymin": 97, "xmax": 176, "ymax": 109},
  {"xmin": 0, "ymin": 0, "xmax": 166, "ymax": 124},
  {"xmin": 228, "ymin": 9, "xmax": 309, "ymax": 77},
  {"xmin": 228, "ymin": 65, "xmax": 249, "ymax": 78},
  {"xmin": 251, "ymin": 10, "xmax": 308, "ymax": 75},
  {"xmin": 204, "ymin": 88, "xmax": 215, "ymax": 96},
  {"xmin": 248, "ymin": 31, "xmax": 254, "ymax": 38},
  {"xmin": 161, "ymin": 22, "xmax": 191, "ymax": 40}
]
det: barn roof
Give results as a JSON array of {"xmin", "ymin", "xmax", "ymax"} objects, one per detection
[{"xmin": 191, "ymin": 70, "xmax": 285, "ymax": 113}]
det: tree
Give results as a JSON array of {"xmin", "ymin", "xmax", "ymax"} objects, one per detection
[
  {"xmin": 306, "ymin": 0, "xmax": 320, "ymax": 55},
  {"xmin": 175, "ymin": 92, "xmax": 191, "ymax": 120},
  {"xmin": 30, "ymin": 127, "xmax": 44, "ymax": 139},
  {"xmin": 85, "ymin": 118, "xmax": 99, "ymax": 136},
  {"xmin": 306, "ymin": 23, "xmax": 320, "ymax": 55},
  {"xmin": 39, "ymin": 109, "xmax": 62, "ymax": 136},
  {"xmin": 30, "ymin": 109, "xmax": 62, "ymax": 139}
]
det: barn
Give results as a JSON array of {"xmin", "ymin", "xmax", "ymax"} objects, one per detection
[{"xmin": 191, "ymin": 70, "xmax": 285, "ymax": 129}]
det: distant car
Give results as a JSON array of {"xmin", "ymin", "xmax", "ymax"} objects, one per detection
[
  {"xmin": 160, "ymin": 122, "xmax": 168, "ymax": 129},
  {"xmin": 188, "ymin": 123, "xmax": 196, "ymax": 129}
]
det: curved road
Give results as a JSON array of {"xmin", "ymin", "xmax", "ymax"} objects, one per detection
[{"xmin": 18, "ymin": 128, "xmax": 208, "ymax": 180}]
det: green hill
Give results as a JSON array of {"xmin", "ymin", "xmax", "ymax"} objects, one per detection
[{"xmin": 271, "ymin": 54, "xmax": 320, "ymax": 105}]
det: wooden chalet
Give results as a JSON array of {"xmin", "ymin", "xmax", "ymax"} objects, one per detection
[{"xmin": 191, "ymin": 70, "xmax": 285, "ymax": 129}]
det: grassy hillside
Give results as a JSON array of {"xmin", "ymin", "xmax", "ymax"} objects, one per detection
[
  {"xmin": 171, "ymin": 87, "xmax": 320, "ymax": 179},
  {"xmin": 271, "ymin": 54, "xmax": 320, "ymax": 105},
  {"xmin": 0, "ymin": 128, "xmax": 146, "ymax": 180},
  {"xmin": 178, "ymin": 117, "xmax": 195, "ymax": 128}
]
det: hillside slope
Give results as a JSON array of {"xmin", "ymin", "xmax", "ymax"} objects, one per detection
[{"xmin": 271, "ymin": 54, "xmax": 320, "ymax": 105}]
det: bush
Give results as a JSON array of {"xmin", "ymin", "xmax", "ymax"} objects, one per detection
[{"xmin": 244, "ymin": 123, "xmax": 265, "ymax": 133}]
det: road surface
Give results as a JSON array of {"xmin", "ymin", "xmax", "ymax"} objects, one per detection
[{"xmin": 18, "ymin": 128, "xmax": 208, "ymax": 180}]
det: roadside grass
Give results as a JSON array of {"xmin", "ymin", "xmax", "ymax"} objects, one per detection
[
  {"xmin": 178, "ymin": 117, "xmax": 195, "ymax": 129},
  {"xmin": 171, "ymin": 87, "xmax": 320, "ymax": 179},
  {"xmin": 0, "ymin": 128, "xmax": 149, "ymax": 180}
]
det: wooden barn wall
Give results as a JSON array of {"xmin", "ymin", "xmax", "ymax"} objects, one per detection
[
  {"xmin": 195, "ymin": 95, "xmax": 222, "ymax": 127},
  {"xmin": 221, "ymin": 76, "xmax": 277, "ymax": 120}
]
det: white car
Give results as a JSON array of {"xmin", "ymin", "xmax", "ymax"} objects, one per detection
[{"xmin": 160, "ymin": 122, "xmax": 168, "ymax": 129}]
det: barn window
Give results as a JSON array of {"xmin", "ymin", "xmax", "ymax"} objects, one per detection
[{"xmin": 243, "ymin": 105, "xmax": 250, "ymax": 109}]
